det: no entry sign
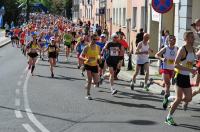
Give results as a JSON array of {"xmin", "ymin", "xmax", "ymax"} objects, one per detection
[{"xmin": 152, "ymin": 0, "xmax": 173, "ymax": 14}]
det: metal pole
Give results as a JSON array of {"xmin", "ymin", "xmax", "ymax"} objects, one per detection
[{"xmin": 99, "ymin": 0, "xmax": 100, "ymax": 26}]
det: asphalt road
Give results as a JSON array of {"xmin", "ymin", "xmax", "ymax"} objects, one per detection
[{"xmin": 0, "ymin": 43, "xmax": 200, "ymax": 132}]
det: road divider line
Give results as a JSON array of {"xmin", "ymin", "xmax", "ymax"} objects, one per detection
[
  {"xmin": 15, "ymin": 110, "xmax": 23, "ymax": 118},
  {"xmin": 22, "ymin": 124, "xmax": 36, "ymax": 132},
  {"xmin": 23, "ymin": 59, "xmax": 50, "ymax": 132},
  {"xmin": 15, "ymin": 98, "xmax": 20, "ymax": 106}
]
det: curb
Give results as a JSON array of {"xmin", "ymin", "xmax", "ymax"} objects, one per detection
[{"xmin": 0, "ymin": 40, "xmax": 11, "ymax": 48}]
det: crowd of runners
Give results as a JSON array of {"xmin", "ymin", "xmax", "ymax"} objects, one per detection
[{"xmin": 5, "ymin": 13, "xmax": 200, "ymax": 126}]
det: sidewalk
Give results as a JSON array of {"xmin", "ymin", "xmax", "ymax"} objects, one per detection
[
  {"xmin": 119, "ymin": 54, "xmax": 200, "ymax": 104},
  {"xmin": 0, "ymin": 29, "xmax": 11, "ymax": 48}
]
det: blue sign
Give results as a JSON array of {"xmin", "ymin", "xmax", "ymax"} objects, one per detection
[
  {"xmin": 0, "ymin": 15, "xmax": 3, "ymax": 28},
  {"xmin": 152, "ymin": 0, "xmax": 173, "ymax": 14}
]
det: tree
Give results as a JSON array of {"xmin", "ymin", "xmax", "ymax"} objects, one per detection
[{"xmin": 1, "ymin": 0, "xmax": 20, "ymax": 26}]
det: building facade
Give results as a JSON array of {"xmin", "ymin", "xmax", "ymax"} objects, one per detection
[
  {"xmin": 72, "ymin": 0, "xmax": 80, "ymax": 22},
  {"xmin": 73, "ymin": 0, "xmax": 200, "ymax": 56}
]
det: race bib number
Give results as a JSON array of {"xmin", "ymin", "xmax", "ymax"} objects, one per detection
[
  {"xmin": 185, "ymin": 61, "xmax": 193, "ymax": 69},
  {"xmin": 167, "ymin": 59, "xmax": 174, "ymax": 65},
  {"xmin": 110, "ymin": 47, "xmax": 119, "ymax": 56}
]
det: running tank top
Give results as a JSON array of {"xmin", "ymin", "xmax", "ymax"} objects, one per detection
[
  {"xmin": 48, "ymin": 45, "xmax": 56, "ymax": 53},
  {"xmin": 163, "ymin": 46, "xmax": 178, "ymax": 70},
  {"xmin": 136, "ymin": 42, "xmax": 149, "ymax": 64},
  {"xmin": 84, "ymin": 45, "xmax": 100, "ymax": 66},
  {"xmin": 178, "ymin": 46, "xmax": 196, "ymax": 75}
]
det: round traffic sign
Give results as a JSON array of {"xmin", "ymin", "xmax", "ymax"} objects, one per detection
[{"xmin": 152, "ymin": 0, "xmax": 173, "ymax": 14}]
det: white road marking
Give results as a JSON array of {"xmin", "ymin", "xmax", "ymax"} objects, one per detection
[
  {"xmin": 15, "ymin": 98, "xmax": 20, "ymax": 106},
  {"xmin": 22, "ymin": 124, "xmax": 36, "ymax": 132},
  {"xmin": 15, "ymin": 110, "xmax": 23, "ymax": 118},
  {"xmin": 23, "ymin": 59, "xmax": 50, "ymax": 132},
  {"xmin": 16, "ymin": 89, "xmax": 20, "ymax": 95},
  {"xmin": 17, "ymin": 81, "xmax": 22, "ymax": 86}
]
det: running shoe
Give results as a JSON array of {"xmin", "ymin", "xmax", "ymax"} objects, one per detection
[
  {"xmin": 130, "ymin": 80, "xmax": 134, "ymax": 90},
  {"xmin": 165, "ymin": 117, "xmax": 177, "ymax": 126},
  {"xmin": 144, "ymin": 85, "xmax": 149, "ymax": 91},
  {"xmin": 99, "ymin": 77, "xmax": 104, "ymax": 84},
  {"xmin": 111, "ymin": 89, "xmax": 118, "ymax": 95},
  {"xmin": 85, "ymin": 95, "xmax": 92, "ymax": 100},
  {"xmin": 163, "ymin": 98, "xmax": 169, "ymax": 110},
  {"xmin": 51, "ymin": 73, "xmax": 54, "ymax": 78},
  {"xmin": 81, "ymin": 72, "xmax": 85, "ymax": 77},
  {"xmin": 146, "ymin": 78, "xmax": 154, "ymax": 88}
]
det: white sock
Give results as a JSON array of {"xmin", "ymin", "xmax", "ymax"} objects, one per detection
[
  {"xmin": 167, "ymin": 114, "xmax": 172, "ymax": 119},
  {"xmin": 168, "ymin": 96, "xmax": 175, "ymax": 102}
]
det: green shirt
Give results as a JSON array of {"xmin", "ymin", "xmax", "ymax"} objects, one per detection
[{"xmin": 64, "ymin": 34, "xmax": 72, "ymax": 43}]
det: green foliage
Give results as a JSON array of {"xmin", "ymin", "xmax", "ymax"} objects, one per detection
[{"xmin": 1, "ymin": 0, "xmax": 20, "ymax": 25}]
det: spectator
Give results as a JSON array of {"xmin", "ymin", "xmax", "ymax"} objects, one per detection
[
  {"xmin": 4, "ymin": 22, "xmax": 10, "ymax": 37},
  {"xmin": 136, "ymin": 28, "xmax": 145, "ymax": 75}
]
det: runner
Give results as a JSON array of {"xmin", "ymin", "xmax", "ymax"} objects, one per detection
[
  {"xmin": 26, "ymin": 34, "xmax": 41, "ymax": 76},
  {"xmin": 154, "ymin": 35, "xmax": 178, "ymax": 110},
  {"xmin": 75, "ymin": 35, "xmax": 87, "ymax": 76},
  {"xmin": 63, "ymin": 29, "xmax": 73, "ymax": 61},
  {"xmin": 80, "ymin": 34, "xmax": 101, "ymax": 100},
  {"xmin": 102, "ymin": 33, "xmax": 122, "ymax": 95},
  {"xmin": 96, "ymin": 34, "xmax": 107, "ymax": 79},
  {"xmin": 130, "ymin": 33, "xmax": 153, "ymax": 91},
  {"xmin": 44, "ymin": 37, "xmax": 59, "ymax": 78},
  {"xmin": 165, "ymin": 31, "xmax": 197, "ymax": 126}
]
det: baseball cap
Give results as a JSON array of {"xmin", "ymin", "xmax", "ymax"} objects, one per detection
[
  {"xmin": 50, "ymin": 37, "xmax": 55, "ymax": 41},
  {"xmin": 111, "ymin": 33, "xmax": 118, "ymax": 39},
  {"xmin": 100, "ymin": 34, "xmax": 106, "ymax": 38}
]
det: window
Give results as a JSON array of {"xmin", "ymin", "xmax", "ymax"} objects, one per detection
[
  {"xmin": 119, "ymin": 8, "xmax": 121, "ymax": 26},
  {"xmin": 113, "ymin": 8, "xmax": 115, "ymax": 24},
  {"xmin": 116, "ymin": 8, "xmax": 118, "ymax": 25},
  {"xmin": 141, "ymin": 7, "xmax": 145, "ymax": 29},
  {"xmin": 122, "ymin": 8, "xmax": 126, "ymax": 26},
  {"xmin": 132, "ymin": 7, "xmax": 137, "ymax": 29}
]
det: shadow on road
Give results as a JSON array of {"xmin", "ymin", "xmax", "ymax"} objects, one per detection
[
  {"xmin": 93, "ymin": 98, "xmax": 163, "ymax": 110},
  {"xmin": 179, "ymin": 124, "xmax": 200, "ymax": 131},
  {"xmin": 34, "ymin": 74, "xmax": 85, "ymax": 81},
  {"xmin": 0, "ymin": 105, "xmax": 157, "ymax": 126},
  {"xmin": 37, "ymin": 63, "xmax": 77, "ymax": 69}
]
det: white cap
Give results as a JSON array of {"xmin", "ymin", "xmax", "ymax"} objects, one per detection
[
  {"xmin": 111, "ymin": 33, "xmax": 118, "ymax": 39},
  {"xmin": 100, "ymin": 34, "xmax": 106, "ymax": 38},
  {"xmin": 50, "ymin": 37, "xmax": 55, "ymax": 41}
]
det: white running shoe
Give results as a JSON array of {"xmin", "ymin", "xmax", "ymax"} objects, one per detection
[{"xmin": 85, "ymin": 95, "xmax": 92, "ymax": 100}]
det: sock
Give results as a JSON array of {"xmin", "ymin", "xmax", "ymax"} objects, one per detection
[
  {"xmin": 168, "ymin": 96, "xmax": 175, "ymax": 102},
  {"xmin": 110, "ymin": 86, "xmax": 114, "ymax": 91},
  {"xmin": 167, "ymin": 113, "xmax": 172, "ymax": 119}
]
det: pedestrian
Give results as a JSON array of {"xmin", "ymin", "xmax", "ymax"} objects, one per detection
[
  {"xmin": 165, "ymin": 31, "xmax": 197, "ymax": 126},
  {"xmin": 4, "ymin": 22, "xmax": 10, "ymax": 37},
  {"xmin": 130, "ymin": 33, "xmax": 153, "ymax": 91},
  {"xmin": 80, "ymin": 34, "xmax": 101, "ymax": 100},
  {"xmin": 44, "ymin": 37, "xmax": 59, "ymax": 78},
  {"xmin": 136, "ymin": 28, "xmax": 145, "ymax": 75},
  {"xmin": 154, "ymin": 35, "xmax": 178, "ymax": 110},
  {"xmin": 101, "ymin": 33, "xmax": 122, "ymax": 95},
  {"xmin": 26, "ymin": 34, "xmax": 41, "ymax": 76}
]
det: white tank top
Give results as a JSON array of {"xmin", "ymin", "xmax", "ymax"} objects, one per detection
[
  {"xmin": 136, "ymin": 42, "xmax": 149, "ymax": 64},
  {"xmin": 163, "ymin": 46, "xmax": 178, "ymax": 70}
]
